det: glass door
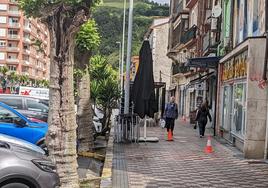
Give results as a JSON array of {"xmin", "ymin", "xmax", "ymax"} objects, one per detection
[
  {"xmin": 232, "ymin": 82, "xmax": 247, "ymax": 137},
  {"xmin": 222, "ymin": 85, "xmax": 233, "ymax": 134}
]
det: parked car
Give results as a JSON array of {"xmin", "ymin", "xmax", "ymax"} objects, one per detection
[
  {"xmin": 0, "ymin": 94, "xmax": 48, "ymax": 122},
  {"xmin": 0, "ymin": 136, "xmax": 59, "ymax": 188},
  {"xmin": 0, "ymin": 133, "xmax": 45, "ymax": 155},
  {"xmin": 0, "ymin": 102, "xmax": 48, "ymax": 152}
]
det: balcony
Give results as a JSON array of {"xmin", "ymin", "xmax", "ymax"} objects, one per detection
[
  {"xmin": 8, "ymin": 10, "xmax": 20, "ymax": 16},
  {"xmin": 23, "ymin": 49, "xmax": 31, "ymax": 54},
  {"xmin": 8, "ymin": 34, "xmax": 20, "ymax": 40},
  {"xmin": 8, "ymin": 23, "xmax": 20, "ymax": 28},
  {"xmin": 24, "ymin": 26, "xmax": 31, "ymax": 32},
  {"xmin": 186, "ymin": 0, "xmax": 198, "ymax": 9},
  {"xmin": 202, "ymin": 31, "xmax": 218, "ymax": 55},
  {"xmin": 7, "ymin": 47, "xmax": 19, "ymax": 52},
  {"xmin": 180, "ymin": 25, "xmax": 197, "ymax": 44},
  {"xmin": 9, "ymin": 0, "xmax": 18, "ymax": 4},
  {"xmin": 24, "ymin": 38, "xmax": 31, "ymax": 44},
  {"xmin": 24, "ymin": 60, "xmax": 30, "ymax": 65},
  {"xmin": 6, "ymin": 58, "xmax": 19, "ymax": 64},
  {"xmin": 172, "ymin": 63, "xmax": 191, "ymax": 76}
]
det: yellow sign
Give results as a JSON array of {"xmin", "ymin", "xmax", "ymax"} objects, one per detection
[{"xmin": 222, "ymin": 50, "xmax": 247, "ymax": 81}]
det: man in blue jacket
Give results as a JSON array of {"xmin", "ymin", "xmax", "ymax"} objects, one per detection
[{"xmin": 164, "ymin": 96, "xmax": 178, "ymax": 135}]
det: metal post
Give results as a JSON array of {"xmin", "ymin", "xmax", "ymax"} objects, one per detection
[
  {"xmin": 124, "ymin": 0, "xmax": 134, "ymax": 114},
  {"xmin": 121, "ymin": 0, "xmax": 127, "ymax": 91},
  {"xmin": 116, "ymin": 41, "xmax": 122, "ymax": 90}
]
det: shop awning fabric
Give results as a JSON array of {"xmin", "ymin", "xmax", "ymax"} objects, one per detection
[{"xmin": 186, "ymin": 56, "xmax": 221, "ymax": 69}]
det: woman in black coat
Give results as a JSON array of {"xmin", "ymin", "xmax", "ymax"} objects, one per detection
[{"xmin": 195, "ymin": 102, "xmax": 212, "ymax": 138}]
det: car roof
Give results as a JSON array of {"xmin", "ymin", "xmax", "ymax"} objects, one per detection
[{"xmin": 0, "ymin": 94, "xmax": 48, "ymax": 101}]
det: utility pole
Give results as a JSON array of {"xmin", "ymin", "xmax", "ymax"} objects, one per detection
[
  {"xmin": 124, "ymin": 0, "xmax": 133, "ymax": 114},
  {"xmin": 121, "ymin": 0, "xmax": 126, "ymax": 91}
]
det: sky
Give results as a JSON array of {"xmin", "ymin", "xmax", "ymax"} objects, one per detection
[{"xmin": 150, "ymin": 0, "xmax": 170, "ymax": 5}]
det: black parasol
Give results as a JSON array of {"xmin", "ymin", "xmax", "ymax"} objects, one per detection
[{"xmin": 132, "ymin": 40, "xmax": 157, "ymax": 118}]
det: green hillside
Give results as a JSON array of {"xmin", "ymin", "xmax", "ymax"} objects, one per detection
[{"xmin": 93, "ymin": 0, "xmax": 169, "ymax": 68}]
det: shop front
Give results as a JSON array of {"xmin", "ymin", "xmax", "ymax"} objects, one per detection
[{"xmin": 218, "ymin": 38, "xmax": 267, "ymax": 158}]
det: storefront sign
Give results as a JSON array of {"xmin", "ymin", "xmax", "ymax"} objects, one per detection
[
  {"xmin": 222, "ymin": 50, "xmax": 247, "ymax": 82},
  {"xmin": 19, "ymin": 86, "xmax": 49, "ymax": 99}
]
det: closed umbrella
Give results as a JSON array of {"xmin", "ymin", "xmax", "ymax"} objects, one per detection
[{"xmin": 132, "ymin": 40, "xmax": 158, "ymax": 142}]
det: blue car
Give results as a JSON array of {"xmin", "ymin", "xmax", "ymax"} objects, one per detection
[{"xmin": 0, "ymin": 102, "xmax": 48, "ymax": 151}]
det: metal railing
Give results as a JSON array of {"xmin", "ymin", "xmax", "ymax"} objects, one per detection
[{"xmin": 114, "ymin": 113, "xmax": 140, "ymax": 143}]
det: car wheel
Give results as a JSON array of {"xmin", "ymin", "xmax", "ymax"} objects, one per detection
[
  {"xmin": 2, "ymin": 182, "xmax": 31, "ymax": 188},
  {"xmin": 38, "ymin": 142, "xmax": 49, "ymax": 155}
]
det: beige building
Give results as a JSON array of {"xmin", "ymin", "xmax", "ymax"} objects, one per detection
[
  {"xmin": 146, "ymin": 17, "xmax": 172, "ymax": 90},
  {"xmin": 144, "ymin": 17, "xmax": 173, "ymax": 116},
  {"xmin": 0, "ymin": 0, "xmax": 50, "ymax": 81}
]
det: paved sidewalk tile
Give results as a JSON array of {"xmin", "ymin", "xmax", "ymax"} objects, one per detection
[{"xmin": 112, "ymin": 121, "xmax": 268, "ymax": 188}]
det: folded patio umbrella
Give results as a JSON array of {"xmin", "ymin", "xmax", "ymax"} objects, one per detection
[{"xmin": 132, "ymin": 40, "xmax": 157, "ymax": 119}]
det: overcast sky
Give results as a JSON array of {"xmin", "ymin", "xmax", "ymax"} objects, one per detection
[{"xmin": 150, "ymin": 0, "xmax": 170, "ymax": 5}]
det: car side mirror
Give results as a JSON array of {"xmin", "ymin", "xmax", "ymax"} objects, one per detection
[{"xmin": 14, "ymin": 119, "xmax": 27, "ymax": 128}]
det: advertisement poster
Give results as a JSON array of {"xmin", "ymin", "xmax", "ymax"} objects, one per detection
[{"xmin": 19, "ymin": 86, "xmax": 49, "ymax": 99}]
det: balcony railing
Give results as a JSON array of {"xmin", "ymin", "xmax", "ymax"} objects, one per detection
[
  {"xmin": 9, "ymin": 0, "xmax": 18, "ymax": 3},
  {"xmin": 202, "ymin": 31, "xmax": 218, "ymax": 53},
  {"xmin": 6, "ymin": 58, "xmax": 19, "ymax": 63},
  {"xmin": 8, "ymin": 10, "xmax": 20, "ymax": 15},
  {"xmin": 172, "ymin": 63, "xmax": 190, "ymax": 75},
  {"xmin": 180, "ymin": 25, "xmax": 197, "ymax": 44},
  {"xmin": 7, "ymin": 47, "xmax": 19, "ymax": 52},
  {"xmin": 8, "ymin": 35, "xmax": 20, "ymax": 40},
  {"xmin": 8, "ymin": 23, "xmax": 20, "ymax": 28}
]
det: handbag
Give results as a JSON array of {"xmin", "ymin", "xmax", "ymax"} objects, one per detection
[
  {"xmin": 160, "ymin": 118, "xmax": 166, "ymax": 129},
  {"xmin": 194, "ymin": 122, "xmax": 197, "ymax": 129}
]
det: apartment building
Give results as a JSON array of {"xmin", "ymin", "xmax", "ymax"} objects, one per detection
[{"xmin": 0, "ymin": 0, "xmax": 50, "ymax": 81}]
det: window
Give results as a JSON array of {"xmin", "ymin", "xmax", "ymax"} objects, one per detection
[
  {"xmin": 8, "ymin": 29, "xmax": 18, "ymax": 35},
  {"xmin": 0, "ymin": 4, "xmax": 8, "ymax": 11},
  {"xmin": 0, "ymin": 28, "xmax": 6, "ymax": 37},
  {"xmin": 0, "ymin": 52, "xmax": 5, "ymax": 60},
  {"xmin": 0, "ymin": 41, "xmax": 6, "ymax": 47},
  {"xmin": 0, "ymin": 16, "xmax": 6, "ymax": 24},
  {"xmin": 26, "ymin": 99, "xmax": 48, "ymax": 113},
  {"xmin": 0, "ymin": 106, "xmax": 21, "ymax": 124},
  {"xmin": 8, "ymin": 65, "xmax": 16, "ymax": 71},
  {"xmin": 0, "ymin": 98, "xmax": 23, "ymax": 109}
]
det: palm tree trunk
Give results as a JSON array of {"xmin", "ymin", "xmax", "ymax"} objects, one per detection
[
  {"xmin": 77, "ymin": 69, "xmax": 94, "ymax": 152},
  {"xmin": 45, "ymin": 10, "xmax": 79, "ymax": 188}
]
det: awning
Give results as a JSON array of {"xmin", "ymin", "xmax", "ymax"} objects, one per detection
[
  {"xmin": 186, "ymin": 56, "xmax": 221, "ymax": 69},
  {"xmin": 186, "ymin": 72, "xmax": 216, "ymax": 88}
]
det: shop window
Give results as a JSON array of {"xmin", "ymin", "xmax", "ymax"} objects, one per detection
[{"xmin": 232, "ymin": 83, "xmax": 246, "ymax": 137}]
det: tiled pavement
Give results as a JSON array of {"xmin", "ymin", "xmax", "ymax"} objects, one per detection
[{"xmin": 112, "ymin": 120, "xmax": 268, "ymax": 188}]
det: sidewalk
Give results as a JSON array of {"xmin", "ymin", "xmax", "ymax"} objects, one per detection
[{"xmin": 112, "ymin": 120, "xmax": 268, "ymax": 188}]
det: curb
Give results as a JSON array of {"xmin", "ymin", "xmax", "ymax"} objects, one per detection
[{"xmin": 100, "ymin": 127, "xmax": 114, "ymax": 188}]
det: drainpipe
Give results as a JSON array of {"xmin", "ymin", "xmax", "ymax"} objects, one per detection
[{"xmin": 263, "ymin": 0, "xmax": 268, "ymax": 159}]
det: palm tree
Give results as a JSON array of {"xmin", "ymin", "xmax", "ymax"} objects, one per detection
[{"xmin": 8, "ymin": 71, "xmax": 19, "ymax": 93}]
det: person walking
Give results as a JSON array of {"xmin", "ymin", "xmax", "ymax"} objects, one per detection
[
  {"xmin": 163, "ymin": 96, "xmax": 178, "ymax": 135},
  {"xmin": 195, "ymin": 102, "xmax": 212, "ymax": 138}
]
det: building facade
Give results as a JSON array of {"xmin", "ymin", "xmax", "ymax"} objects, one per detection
[
  {"xmin": 167, "ymin": 0, "xmax": 268, "ymax": 159},
  {"xmin": 0, "ymin": 0, "xmax": 50, "ymax": 81},
  {"xmin": 217, "ymin": 0, "xmax": 267, "ymax": 159},
  {"xmin": 167, "ymin": 0, "xmax": 219, "ymax": 127}
]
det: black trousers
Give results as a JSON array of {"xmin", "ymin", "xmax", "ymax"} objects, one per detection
[
  {"xmin": 198, "ymin": 121, "xmax": 207, "ymax": 136},
  {"xmin": 166, "ymin": 118, "xmax": 175, "ymax": 133}
]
